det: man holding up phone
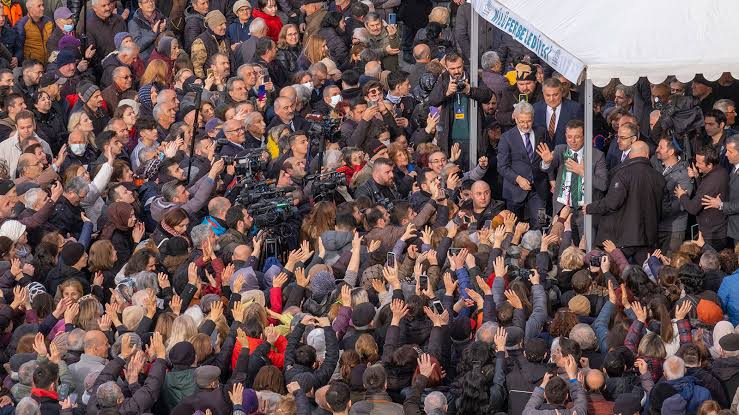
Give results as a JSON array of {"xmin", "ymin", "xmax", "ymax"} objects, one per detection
[{"xmin": 364, "ymin": 12, "xmax": 401, "ymax": 72}]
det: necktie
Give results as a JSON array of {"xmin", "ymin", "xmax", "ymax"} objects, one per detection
[
  {"xmin": 524, "ymin": 132, "xmax": 534, "ymax": 161},
  {"xmin": 572, "ymin": 152, "xmax": 578, "ymax": 163},
  {"xmin": 548, "ymin": 107, "xmax": 557, "ymax": 138},
  {"xmin": 620, "ymin": 152, "xmax": 627, "ymax": 162}
]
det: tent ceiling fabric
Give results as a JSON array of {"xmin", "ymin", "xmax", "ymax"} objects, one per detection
[{"xmin": 495, "ymin": 0, "xmax": 739, "ymax": 86}]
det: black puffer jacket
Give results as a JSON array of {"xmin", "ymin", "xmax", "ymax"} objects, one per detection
[
  {"xmin": 318, "ymin": 27, "xmax": 348, "ymax": 68},
  {"xmin": 276, "ymin": 45, "xmax": 300, "ymax": 74},
  {"xmin": 33, "ymin": 107, "xmax": 67, "ymax": 154},
  {"xmin": 183, "ymin": 5, "xmax": 206, "ymax": 51}
]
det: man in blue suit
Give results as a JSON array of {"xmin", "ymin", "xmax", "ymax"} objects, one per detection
[
  {"xmin": 534, "ymin": 77, "xmax": 583, "ymax": 147},
  {"xmin": 497, "ymin": 101, "xmax": 550, "ymax": 229}
]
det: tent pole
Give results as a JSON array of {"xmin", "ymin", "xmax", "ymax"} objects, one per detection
[
  {"xmin": 584, "ymin": 78, "xmax": 593, "ymax": 251},
  {"xmin": 469, "ymin": 6, "xmax": 479, "ymax": 171}
]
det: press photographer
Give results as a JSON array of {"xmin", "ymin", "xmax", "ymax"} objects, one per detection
[{"xmin": 428, "ymin": 52, "xmax": 493, "ymax": 168}]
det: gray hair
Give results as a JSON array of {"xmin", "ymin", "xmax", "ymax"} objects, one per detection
[
  {"xmin": 242, "ymin": 111, "xmax": 262, "ymax": 126},
  {"xmin": 663, "ymin": 356, "xmax": 686, "ymax": 380},
  {"xmin": 512, "ymin": 101, "xmax": 534, "ymax": 118},
  {"xmin": 569, "ymin": 323, "xmax": 598, "ymax": 351},
  {"xmin": 23, "ymin": 187, "xmax": 45, "ymax": 209},
  {"xmin": 352, "ymin": 27, "xmax": 369, "ymax": 44},
  {"xmin": 112, "ymin": 65, "xmax": 132, "ymax": 78},
  {"xmin": 111, "ymin": 332, "xmax": 142, "ymax": 357},
  {"xmin": 424, "ymin": 392, "xmax": 447, "ymax": 413},
  {"xmin": 132, "ymin": 271, "xmax": 159, "ymax": 293},
  {"xmin": 18, "ymin": 361, "xmax": 38, "ymax": 386},
  {"xmin": 139, "ymin": 146, "xmax": 158, "ymax": 166},
  {"xmin": 714, "ymin": 98, "xmax": 736, "ymax": 115},
  {"xmin": 727, "ymin": 134, "xmax": 739, "ymax": 150},
  {"xmin": 699, "ymin": 250, "xmax": 721, "ymax": 271},
  {"xmin": 67, "ymin": 328, "xmax": 87, "ymax": 351},
  {"xmin": 615, "ymin": 84, "xmax": 635, "ymax": 98},
  {"xmin": 65, "ymin": 176, "xmax": 90, "ymax": 196},
  {"xmin": 96, "ymin": 381, "xmax": 124, "ymax": 408},
  {"xmin": 156, "ymin": 89, "xmax": 176, "ymax": 105},
  {"xmin": 190, "ymin": 223, "xmax": 211, "ymax": 247},
  {"xmin": 152, "ymin": 103, "xmax": 164, "ymax": 120},
  {"xmin": 481, "ymin": 51, "xmax": 501, "ymax": 71},
  {"xmin": 365, "ymin": 11, "xmax": 381, "ymax": 23},
  {"xmin": 475, "ymin": 321, "xmax": 498, "ymax": 344},
  {"xmin": 309, "ymin": 62, "xmax": 328, "ymax": 76},
  {"xmin": 249, "ymin": 17, "xmax": 267, "ymax": 35},
  {"xmin": 161, "ymin": 180, "xmax": 182, "ymax": 202},
  {"xmin": 15, "ymin": 397, "xmax": 40, "ymax": 415}
]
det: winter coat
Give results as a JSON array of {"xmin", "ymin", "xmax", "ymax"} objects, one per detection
[
  {"xmin": 304, "ymin": 9, "xmax": 327, "ymax": 42},
  {"xmin": 652, "ymin": 376, "xmax": 711, "ymax": 415},
  {"xmin": 586, "ymin": 157, "xmax": 666, "ymax": 248},
  {"xmin": 32, "ymin": 107, "xmax": 67, "ymax": 153},
  {"xmin": 398, "ymin": 0, "xmax": 432, "ymax": 29},
  {"xmin": 711, "ymin": 356, "xmax": 739, "ymax": 405},
  {"xmin": 231, "ymin": 335, "xmax": 288, "ymax": 369},
  {"xmin": 349, "ymin": 391, "xmax": 404, "ymax": 415},
  {"xmin": 276, "ymin": 45, "xmax": 300, "ymax": 74},
  {"xmin": 171, "ymin": 385, "xmax": 232, "ymax": 415},
  {"xmin": 183, "ymin": 6, "xmax": 206, "ymax": 51},
  {"xmin": 719, "ymin": 272, "xmax": 739, "ymax": 325},
  {"xmin": 161, "ymin": 367, "xmax": 196, "ymax": 412},
  {"xmin": 14, "ymin": 15, "xmax": 54, "ymax": 63},
  {"xmin": 366, "ymin": 29, "xmax": 400, "ymax": 72},
  {"xmin": 128, "ymin": 8, "xmax": 167, "ymax": 61},
  {"xmin": 149, "ymin": 174, "xmax": 216, "ymax": 222},
  {"xmin": 284, "ymin": 324, "xmax": 340, "ymax": 390},
  {"xmin": 227, "ymin": 20, "xmax": 250, "ymax": 45},
  {"xmin": 653, "ymin": 157, "xmax": 693, "ymax": 233},
  {"xmin": 45, "ymin": 263, "xmax": 90, "ymax": 297},
  {"xmin": 191, "ymin": 30, "xmax": 231, "ymax": 79},
  {"xmin": 319, "ymin": 230, "xmax": 353, "ymax": 266},
  {"xmin": 678, "ymin": 166, "xmax": 729, "ymax": 240},
  {"xmin": 48, "ymin": 196, "xmax": 84, "ymax": 239},
  {"xmin": 82, "ymin": 12, "xmax": 127, "ymax": 67},
  {"xmin": 86, "ymin": 357, "xmax": 167, "ymax": 415},
  {"xmin": 318, "ymin": 27, "xmax": 348, "ymax": 66},
  {"xmin": 252, "ymin": 9, "xmax": 282, "ymax": 41}
]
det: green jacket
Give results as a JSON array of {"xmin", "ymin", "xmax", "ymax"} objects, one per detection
[{"xmin": 161, "ymin": 368, "xmax": 196, "ymax": 411}]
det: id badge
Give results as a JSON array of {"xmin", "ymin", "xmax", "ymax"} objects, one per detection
[{"xmin": 454, "ymin": 105, "xmax": 465, "ymax": 120}]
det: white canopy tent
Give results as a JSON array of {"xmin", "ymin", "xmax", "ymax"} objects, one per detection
[{"xmin": 468, "ymin": 0, "xmax": 739, "ymax": 248}]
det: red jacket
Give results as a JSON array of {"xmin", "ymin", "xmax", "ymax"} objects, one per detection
[
  {"xmin": 252, "ymin": 9, "xmax": 283, "ymax": 42},
  {"xmin": 231, "ymin": 334, "xmax": 287, "ymax": 369}
]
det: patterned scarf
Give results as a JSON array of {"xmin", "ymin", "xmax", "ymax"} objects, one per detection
[{"xmin": 556, "ymin": 147, "xmax": 583, "ymax": 207}]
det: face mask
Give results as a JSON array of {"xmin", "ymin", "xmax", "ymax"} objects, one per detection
[
  {"xmin": 301, "ymin": 82, "xmax": 313, "ymax": 92},
  {"xmin": 70, "ymin": 143, "xmax": 86, "ymax": 155},
  {"xmin": 329, "ymin": 95, "xmax": 342, "ymax": 108},
  {"xmin": 63, "ymin": 24, "xmax": 74, "ymax": 32}
]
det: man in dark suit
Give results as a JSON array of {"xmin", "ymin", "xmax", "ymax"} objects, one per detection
[
  {"xmin": 497, "ymin": 101, "xmax": 549, "ymax": 228},
  {"xmin": 537, "ymin": 119, "xmax": 608, "ymax": 240},
  {"xmin": 702, "ymin": 134, "xmax": 739, "ymax": 245},
  {"xmin": 605, "ymin": 122, "xmax": 639, "ymax": 171},
  {"xmin": 585, "ymin": 141, "xmax": 665, "ymax": 263},
  {"xmin": 534, "ymin": 78, "xmax": 584, "ymax": 147}
]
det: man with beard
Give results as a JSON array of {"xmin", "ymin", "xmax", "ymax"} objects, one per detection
[{"xmin": 497, "ymin": 61, "xmax": 542, "ymax": 131}]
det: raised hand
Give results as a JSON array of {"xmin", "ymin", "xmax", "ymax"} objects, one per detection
[
  {"xmin": 493, "ymin": 255, "xmax": 506, "ymax": 278},
  {"xmin": 536, "ymin": 143, "xmax": 553, "ymax": 163},
  {"xmin": 494, "ymin": 326, "xmax": 508, "ymax": 352},
  {"xmin": 170, "ymin": 294, "xmax": 182, "ymax": 316},
  {"xmin": 229, "ymin": 382, "xmax": 245, "ymax": 405},
  {"xmin": 417, "ymin": 353, "xmax": 436, "ymax": 378},
  {"xmin": 632, "ymin": 301, "xmax": 648, "ymax": 323},
  {"xmin": 390, "ymin": 298, "xmax": 408, "ymax": 325},
  {"xmin": 443, "ymin": 271, "xmax": 458, "ymax": 296},
  {"xmin": 295, "ymin": 267, "xmax": 310, "ymax": 287},
  {"xmin": 602, "ymin": 240, "xmax": 617, "ymax": 254},
  {"xmin": 675, "ymin": 300, "xmax": 693, "ymax": 320},
  {"xmin": 505, "ymin": 289, "xmax": 523, "ymax": 309}
]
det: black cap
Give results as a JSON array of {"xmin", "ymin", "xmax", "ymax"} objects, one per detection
[
  {"xmin": 39, "ymin": 72, "xmax": 65, "ymax": 88},
  {"xmin": 613, "ymin": 393, "xmax": 642, "ymax": 415},
  {"xmin": 0, "ymin": 180, "xmax": 16, "ymax": 195},
  {"xmin": 719, "ymin": 333, "xmax": 739, "ymax": 352}
]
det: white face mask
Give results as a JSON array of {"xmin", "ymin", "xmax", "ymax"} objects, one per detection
[
  {"xmin": 329, "ymin": 94, "xmax": 342, "ymax": 108},
  {"xmin": 301, "ymin": 81, "xmax": 313, "ymax": 92},
  {"xmin": 70, "ymin": 143, "xmax": 87, "ymax": 156}
]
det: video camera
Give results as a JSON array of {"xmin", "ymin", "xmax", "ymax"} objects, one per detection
[
  {"xmin": 304, "ymin": 170, "xmax": 347, "ymax": 202},
  {"xmin": 214, "ymin": 141, "xmax": 268, "ymax": 177},
  {"xmin": 305, "ymin": 113, "xmax": 342, "ymax": 147}
]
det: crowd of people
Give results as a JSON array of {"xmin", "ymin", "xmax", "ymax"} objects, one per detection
[{"xmin": 0, "ymin": 0, "xmax": 736, "ymax": 415}]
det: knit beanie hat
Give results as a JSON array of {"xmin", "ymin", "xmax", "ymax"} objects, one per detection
[
  {"xmin": 60, "ymin": 242, "xmax": 85, "ymax": 266},
  {"xmin": 58, "ymin": 34, "xmax": 81, "ymax": 50},
  {"xmin": 114, "ymin": 32, "xmax": 132, "ymax": 49},
  {"xmin": 204, "ymin": 10, "xmax": 226, "ymax": 30},
  {"xmin": 0, "ymin": 219, "xmax": 25, "ymax": 243},
  {"xmin": 77, "ymin": 82, "xmax": 99, "ymax": 102},
  {"xmin": 310, "ymin": 270, "xmax": 335, "ymax": 301},
  {"xmin": 27, "ymin": 282, "xmax": 46, "ymax": 303},
  {"xmin": 169, "ymin": 341, "xmax": 196, "ymax": 367}
]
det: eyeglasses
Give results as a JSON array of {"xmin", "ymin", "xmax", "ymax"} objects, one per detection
[
  {"xmin": 617, "ymin": 134, "xmax": 635, "ymax": 140},
  {"xmin": 226, "ymin": 127, "xmax": 245, "ymax": 134},
  {"xmin": 430, "ymin": 157, "xmax": 447, "ymax": 164}
]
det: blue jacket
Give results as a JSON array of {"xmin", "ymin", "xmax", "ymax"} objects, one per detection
[
  {"xmin": 227, "ymin": 20, "xmax": 251, "ymax": 44},
  {"xmin": 667, "ymin": 376, "xmax": 712, "ymax": 414},
  {"xmin": 718, "ymin": 269, "xmax": 739, "ymax": 325}
]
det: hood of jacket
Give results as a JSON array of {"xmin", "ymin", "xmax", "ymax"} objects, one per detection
[
  {"xmin": 711, "ymin": 356, "xmax": 739, "ymax": 381},
  {"xmin": 184, "ymin": 5, "xmax": 204, "ymax": 20},
  {"xmin": 603, "ymin": 373, "xmax": 640, "ymax": 401},
  {"xmin": 320, "ymin": 230, "xmax": 354, "ymax": 251},
  {"xmin": 668, "ymin": 375, "xmax": 700, "ymax": 401}
]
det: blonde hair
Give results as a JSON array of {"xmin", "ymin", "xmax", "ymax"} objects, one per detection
[
  {"xmin": 166, "ymin": 314, "xmax": 197, "ymax": 353},
  {"xmin": 559, "ymin": 246, "xmax": 585, "ymax": 270},
  {"xmin": 67, "ymin": 111, "xmax": 95, "ymax": 146},
  {"xmin": 638, "ymin": 332, "xmax": 667, "ymax": 360},
  {"xmin": 154, "ymin": 312, "xmax": 176, "ymax": 344},
  {"xmin": 141, "ymin": 59, "xmax": 170, "ymax": 86},
  {"xmin": 355, "ymin": 334, "xmax": 379, "ymax": 363},
  {"xmin": 77, "ymin": 297, "xmax": 101, "ymax": 330},
  {"xmin": 428, "ymin": 7, "xmax": 449, "ymax": 25},
  {"xmin": 244, "ymin": 302, "xmax": 269, "ymax": 328},
  {"xmin": 303, "ymin": 35, "xmax": 327, "ymax": 65}
]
